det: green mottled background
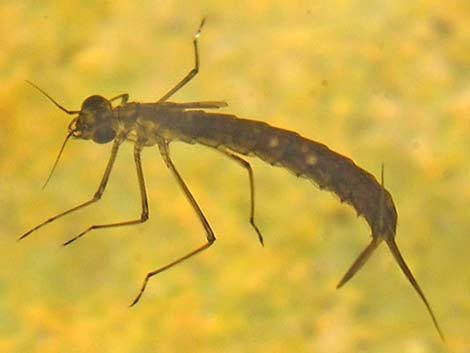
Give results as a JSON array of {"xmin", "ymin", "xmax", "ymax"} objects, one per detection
[{"xmin": 1, "ymin": 1, "xmax": 468, "ymax": 352}]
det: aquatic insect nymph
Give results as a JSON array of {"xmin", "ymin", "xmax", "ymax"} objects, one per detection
[{"xmin": 20, "ymin": 19, "xmax": 443, "ymax": 340}]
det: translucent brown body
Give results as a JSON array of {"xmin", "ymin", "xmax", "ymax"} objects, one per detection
[
  {"xmin": 20, "ymin": 20, "xmax": 443, "ymax": 340},
  {"xmin": 132, "ymin": 102, "xmax": 397, "ymax": 239}
]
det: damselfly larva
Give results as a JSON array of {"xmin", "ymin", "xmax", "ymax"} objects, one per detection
[{"xmin": 20, "ymin": 19, "xmax": 443, "ymax": 340}]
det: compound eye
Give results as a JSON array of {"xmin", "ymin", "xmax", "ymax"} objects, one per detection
[
  {"xmin": 82, "ymin": 95, "xmax": 111, "ymax": 112},
  {"xmin": 93, "ymin": 126, "xmax": 116, "ymax": 144}
]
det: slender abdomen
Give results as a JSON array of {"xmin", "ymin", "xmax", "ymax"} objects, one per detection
[{"xmin": 154, "ymin": 109, "xmax": 397, "ymax": 238}]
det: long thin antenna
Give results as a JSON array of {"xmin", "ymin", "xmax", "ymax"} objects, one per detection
[
  {"xmin": 25, "ymin": 81, "xmax": 79, "ymax": 189},
  {"xmin": 42, "ymin": 131, "xmax": 73, "ymax": 189},
  {"xmin": 25, "ymin": 80, "xmax": 79, "ymax": 115}
]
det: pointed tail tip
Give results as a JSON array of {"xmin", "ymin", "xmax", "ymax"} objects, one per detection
[
  {"xmin": 336, "ymin": 238, "xmax": 381, "ymax": 290},
  {"xmin": 385, "ymin": 238, "xmax": 445, "ymax": 342},
  {"xmin": 437, "ymin": 326, "xmax": 445, "ymax": 342},
  {"xmin": 18, "ymin": 232, "xmax": 31, "ymax": 241},
  {"xmin": 336, "ymin": 275, "xmax": 350, "ymax": 289},
  {"xmin": 336, "ymin": 257, "xmax": 356, "ymax": 289}
]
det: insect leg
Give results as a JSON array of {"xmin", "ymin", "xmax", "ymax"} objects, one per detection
[
  {"xmin": 157, "ymin": 18, "xmax": 206, "ymax": 102},
  {"xmin": 62, "ymin": 143, "xmax": 149, "ymax": 246},
  {"xmin": 18, "ymin": 139, "xmax": 122, "ymax": 241},
  {"xmin": 130, "ymin": 139, "xmax": 215, "ymax": 306},
  {"xmin": 219, "ymin": 149, "xmax": 264, "ymax": 246}
]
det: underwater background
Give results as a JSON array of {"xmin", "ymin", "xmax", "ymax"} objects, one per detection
[{"xmin": 1, "ymin": 1, "xmax": 468, "ymax": 352}]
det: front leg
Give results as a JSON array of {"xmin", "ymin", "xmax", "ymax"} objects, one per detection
[
  {"xmin": 19, "ymin": 138, "xmax": 123, "ymax": 241},
  {"xmin": 62, "ymin": 143, "xmax": 149, "ymax": 246}
]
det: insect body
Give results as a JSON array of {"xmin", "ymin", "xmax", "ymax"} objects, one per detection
[{"xmin": 20, "ymin": 20, "xmax": 443, "ymax": 340}]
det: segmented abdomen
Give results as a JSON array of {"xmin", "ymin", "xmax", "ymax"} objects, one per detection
[{"xmin": 149, "ymin": 109, "xmax": 397, "ymax": 238}]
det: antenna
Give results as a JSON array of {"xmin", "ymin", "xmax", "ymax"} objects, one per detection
[
  {"xmin": 41, "ymin": 131, "xmax": 74, "ymax": 189},
  {"xmin": 25, "ymin": 80, "xmax": 79, "ymax": 115},
  {"xmin": 26, "ymin": 81, "xmax": 79, "ymax": 188}
]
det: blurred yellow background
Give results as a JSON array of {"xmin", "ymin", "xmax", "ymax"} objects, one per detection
[{"xmin": 1, "ymin": 1, "xmax": 468, "ymax": 352}]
